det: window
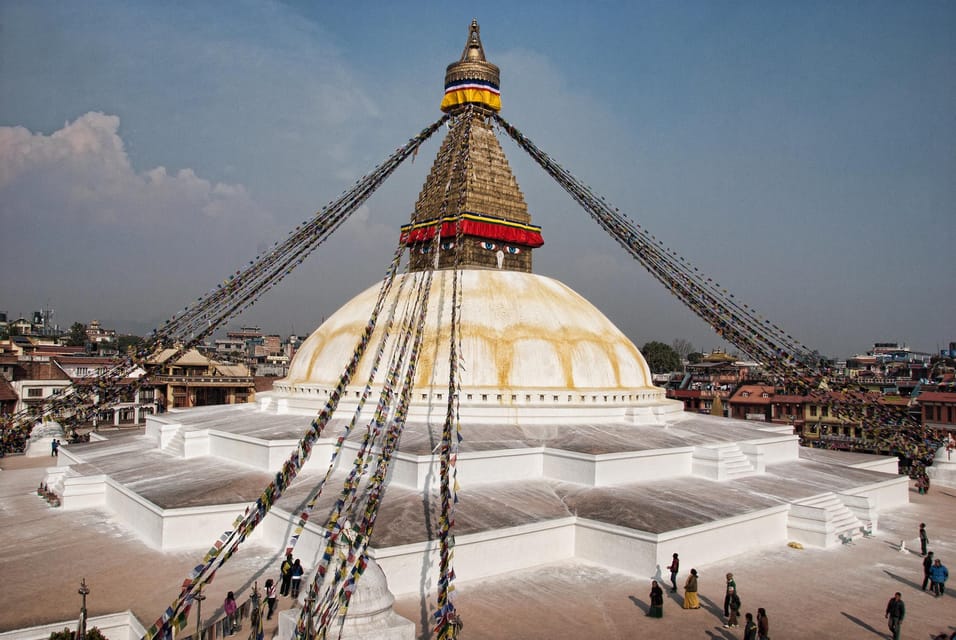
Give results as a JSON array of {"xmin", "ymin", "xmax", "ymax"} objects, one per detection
[
  {"xmin": 822, "ymin": 406, "xmax": 829, "ymax": 417},
  {"xmin": 77, "ymin": 367, "xmax": 89, "ymax": 376},
  {"xmin": 27, "ymin": 388, "xmax": 43, "ymax": 398},
  {"xmin": 810, "ymin": 406, "xmax": 817, "ymax": 417}
]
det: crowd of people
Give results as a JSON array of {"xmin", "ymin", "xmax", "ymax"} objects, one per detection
[
  {"xmin": 655, "ymin": 553, "xmax": 772, "ymax": 639},
  {"xmin": 650, "ymin": 540, "xmax": 950, "ymax": 639}
]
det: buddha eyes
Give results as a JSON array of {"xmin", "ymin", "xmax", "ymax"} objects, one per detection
[
  {"xmin": 506, "ymin": 246, "xmax": 521, "ymax": 254},
  {"xmin": 441, "ymin": 240, "xmax": 456, "ymax": 250},
  {"xmin": 481, "ymin": 241, "xmax": 497, "ymax": 250}
]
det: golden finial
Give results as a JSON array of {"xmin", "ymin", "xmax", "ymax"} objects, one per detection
[{"xmin": 441, "ymin": 20, "xmax": 500, "ymax": 113}]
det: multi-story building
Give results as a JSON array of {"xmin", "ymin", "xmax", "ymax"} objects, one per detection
[
  {"xmin": 54, "ymin": 356, "xmax": 157, "ymax": 427},
  {"xmin": 149, "ymin": 348, "xmax": 256, "ymax": 409},
  {"xmin": 728, "ymin": 384, "xmax": 775, "ymax": 421},
  {"xmin": 665, "ymin": 351, "xmax": 759, "ymax": 416},
  {"xmin": 85, "ymin": 320, "xmax": 117, "ymax": 345},
  {"xmin": 915, "ymin": 391, "xmax": 956, "ymax": 436}
]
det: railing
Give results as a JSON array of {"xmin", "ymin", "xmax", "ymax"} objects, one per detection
[{"xmin": 152, "ymin": 376, "xmax": 254, "ymax": 385}]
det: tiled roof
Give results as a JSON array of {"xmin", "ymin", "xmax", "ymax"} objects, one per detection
[
  {"xmin": 729, "ymin": 384, "xmax": 775, "ymax": 404},
  {"xmin": 773, "ymin": 395, "xmax": 806, "ymax": 403},
  {"xmin": 916, "ymin": 391, "xmax": 956, "ymax": 403},
  {"xmin": 13, "ymin": 361, "xmax": 71, "ymax": 381},
  {"xmin": 33, "ymin": 345, "xmax": 85, "ymax": 354},
  {"xmin": 0, "ymin": 378, "xmax": 17, "ymax": 401},
  {"xmin": 52, "ymin": 356, "xmax": 119, "ymax": 366}
]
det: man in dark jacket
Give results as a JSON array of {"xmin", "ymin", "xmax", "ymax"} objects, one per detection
[
  {"xmin": 923, "ymin": 551, "xmax": 935, "ymax": 590},
  {"xmin": 668, "ymin": 553, "xmax": 679, "ymax": 592},
  {"xmin": 885, "ymin": 592, "xmax": 905, "ymax": 640},
  {"xmin": 279, "ymin": 553, "xmax": 294, "ymax": 597}
]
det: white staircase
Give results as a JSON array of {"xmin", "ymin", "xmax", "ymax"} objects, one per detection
[
  {"xmin": 788, "ymin": 492, "xmax": 864, "ymax": 548},
  {"xmin": 692, "ymin": 444, "xmax": 758, "ymax": 480},
  {"xmin": 162, "ymin": 427, "xmax": 186, "ymax": 458}
]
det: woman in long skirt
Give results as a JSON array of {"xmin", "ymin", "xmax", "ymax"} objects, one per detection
[
  {"xmin": 683, "ymin": 569, "xmax": 700, "ymax": 609},
  {"xmin": 647, "ymin": 580, "xmax": 664, "ymax": 618}
]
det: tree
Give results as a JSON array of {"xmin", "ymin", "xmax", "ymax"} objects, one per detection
[
  {"xmin": 687, "ymin": 352, "xmax": 704, "ymax": 364},
  {"xmin": 116, "ymin": 334, "xmax": 144, "ymax": 354},
  {"xmin": 671, "ymin": 338, "xmax": 695, "ymax": 360},
  {"xmin": 66, "ymin": 322, "xmax": 88, "ymax": 347},
  {"xmin": 641, "ymin": 341, "xmax": 681, "ymax": 374}
]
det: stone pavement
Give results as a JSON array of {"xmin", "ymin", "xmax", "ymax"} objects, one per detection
[{"xmin": 2, "ymin": 454, "xmax": 954, "ymax": 639}]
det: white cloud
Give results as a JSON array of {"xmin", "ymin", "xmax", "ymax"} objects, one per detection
[{"xmin": 0, "ymin": 112, "xmax": 271, "ymax": 228}]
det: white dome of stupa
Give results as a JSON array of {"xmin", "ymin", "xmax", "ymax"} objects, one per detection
[{"xmin": 271, "ymin": 269, "xmax": 673, "ymax": 425}]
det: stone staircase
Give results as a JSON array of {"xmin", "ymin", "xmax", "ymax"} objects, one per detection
[
  {"xmin": 692, "ymin": 443, "xmax": 758, "ymax": 481},
  {"xmin": 788, "ymin": 492, "xmax": 864, "ymax": 548},
  {"xmin": 162, "ymin": 427, "xmax": 186, "ymax": 458}
]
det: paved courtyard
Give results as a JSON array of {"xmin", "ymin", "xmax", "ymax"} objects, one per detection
[{"xmin": 1, "ymin": 454, "xmax": 954, "ymax": 639}]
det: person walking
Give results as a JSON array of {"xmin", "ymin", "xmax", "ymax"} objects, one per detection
[
  {"xmin": 647, "ymin": 580, "xmax": 663, "ymax": 618},
  {"xmin": 682, "ymin": 569, "xmax": 700, "ymax": 609},
  {"xmin": 930, "ymin": 558, "xmax": 949, "ymax": 597},
  {"xmin": 756, "ymin": 607, "xmax": 769, "ymax": 640},
  {"xmin": 724, "ymin": 586, "xmax": 741, "ymax": 628},
  {"xmin": 668, "ymin": 553, "xmax": 679, "ymax": 592},
  {"xmin": 223, "ymin": 591, "xmax": 239, "ymax": 635},
  {"xmin": 923, "ymin": 551, "xmax": 935, "ymax": 591},
  {"xmin": 264, "ymin": 579, "xmax": 277, "ymax": 620},
  {"xmin": 723, "ymin": 572, "xmax": 737, "ymax": 618},
  {"xmin": 290, "ymin": 559, "xmax": 304, "ymax": 598},
  {"xmin": 920, "ymin": 522, "xmax": 929, "ymax": 556},
  {"xmin": 51, "ymin": 439, "xmax": 59, "ymax": 457},
  {"xmin": 884, "ymin": 592, "xmax": 905, "ymax": 640},
  {"xmin": 743, "ymin": 612, "xmax": 757, "ymax": 640},
  {"xmin": 279, "ymin": 553, "xmax": 294, "ymax": 597}
]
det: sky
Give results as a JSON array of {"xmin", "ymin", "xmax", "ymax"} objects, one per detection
[{"xmin": 1, "ymin": 1, "xmax": 954, "ymax": 359}]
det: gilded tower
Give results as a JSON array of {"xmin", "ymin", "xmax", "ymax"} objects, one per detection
[{"xmin": 401, "ymin": 19, "xmax": 544, "ymax": 273}]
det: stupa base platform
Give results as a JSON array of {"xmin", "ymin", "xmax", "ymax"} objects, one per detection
[{"xmin": 44, "ymin": 401, "xmax": 907, "ymax": 598}]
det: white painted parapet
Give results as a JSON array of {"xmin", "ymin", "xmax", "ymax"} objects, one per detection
[{"xmin": 0, "ymin": 611, "xmax": 145, "ymax": 640}]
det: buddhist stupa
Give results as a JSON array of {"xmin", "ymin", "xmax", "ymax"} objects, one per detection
[
  {"xmin": 277, "ymin": 19, "xmax": 666, "ymax": 425},
  {"xmin": 22, "ymin": 20, "xmax": 909, "ymax": 639}
]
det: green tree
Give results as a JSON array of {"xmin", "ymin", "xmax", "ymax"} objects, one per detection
[
  {"xmin": 687, "ymin": 352, "xmax": 704, "ymax": 364},
  {"xmin": 116, "ymin": 334, "xmax": 144, "ymax": 354},
  {"xmin": 641, "ymin": 341, "xmax": 681, "ymax": 374},
  {"xmin": 66, "ymin": 322, "xmax": 88, "ymax": 347}
]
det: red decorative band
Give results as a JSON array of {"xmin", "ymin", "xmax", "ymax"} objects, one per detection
[{"xmin": 400, "ymin": 214, "xmax": 544, "ymax": 248}]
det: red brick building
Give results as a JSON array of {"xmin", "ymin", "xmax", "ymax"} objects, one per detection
[{"xmin": 915, "ymin": 391, "xmax": 956, "ymax": 434}]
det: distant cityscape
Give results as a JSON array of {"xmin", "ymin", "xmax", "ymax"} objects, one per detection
[{"xmin": 1, "ymin": 308, "xmax": 954, "ymax": 459}]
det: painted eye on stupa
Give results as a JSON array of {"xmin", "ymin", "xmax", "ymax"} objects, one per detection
[
  {"xmin": 419, "ymin": 245, "xmax": 431, "ymax": 254},
  {"xmin": 505, "ymin": 246, "xmax": 521, "ymax": 255},
  {"xmin": 481, "ymin": 241, "xmax": 497, "ymax": 250},
  {"xmin": 441, "ymin": 240, "xmax": 455, "ymax": 250}
]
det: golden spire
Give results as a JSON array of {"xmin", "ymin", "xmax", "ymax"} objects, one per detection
[
  {"xmin": 440, "ymin": 19, "xmax": 501, "ymax": 113},
  {"xmin": 401, "ymin": 21, "xmax": 543, "ymax": 273}
]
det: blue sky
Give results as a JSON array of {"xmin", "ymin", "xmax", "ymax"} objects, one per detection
[{"xmin": 1, "ymin": 1, "xmax": 953, "ymax": 358}]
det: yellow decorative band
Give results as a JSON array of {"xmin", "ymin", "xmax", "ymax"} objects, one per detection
[{"xmin": 440, "ymin": 88, "xmax": 502, "ymax": 112}]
